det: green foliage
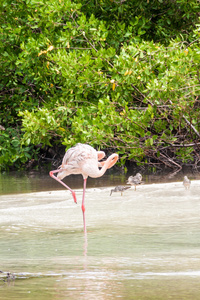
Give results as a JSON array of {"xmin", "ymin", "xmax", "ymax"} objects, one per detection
[
  {"xmin": 175, "ymin": 147, "xmax": 194, "ymax": 163},
  {"xmin": 19, "ymin": 105, "xmax": 73, "ymax": 146},
  {"xmin": 0, "ymin": 128, "xmax": 37, "ymax": 170},
  {"xmin": 0, "ymin": 0, "xmax": 200, "ymax": 170},
  {"xmin": 79, "ymin": 0, "xmax": 200, "ymax": 44}
]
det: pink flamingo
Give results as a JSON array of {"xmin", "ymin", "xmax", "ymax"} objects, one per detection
[{"xmin": 49, "ymin": 143, "xmax": 118, "ymax": 233}]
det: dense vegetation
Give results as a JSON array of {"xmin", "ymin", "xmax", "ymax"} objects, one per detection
[{"xmin": 0, "ymin": 0, "xmax": 200, "ymax": 171}]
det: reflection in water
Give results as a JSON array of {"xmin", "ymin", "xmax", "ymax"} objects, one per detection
[
  {"xmin": 0, "ymin": 172, "xmax": 200, "ymax": 299},
  {"xmin": 84, "ymin": 231, "xmax": 88, "ymax": 257}
]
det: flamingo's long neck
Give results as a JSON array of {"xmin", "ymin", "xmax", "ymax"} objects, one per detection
[{"xmin": 94, "ymin": 153, "xmax": 119, "ymax": 178}]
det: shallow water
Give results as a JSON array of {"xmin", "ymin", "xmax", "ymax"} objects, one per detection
[{"xmin": 0, "ymin": 172, "xmax": 200, "ymax": 299}]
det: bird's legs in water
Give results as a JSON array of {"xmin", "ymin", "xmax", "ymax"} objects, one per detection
[
  {"xmin": 82, "ymin": 178, "xmax": 87, "ymax": 234},
  {"xmin": 50, "ymin": 170, "xmax": 87, "ymax": 233},
  {"xmin": 49, "ymin": 170, "xmax": 77, "ymax": 204}
]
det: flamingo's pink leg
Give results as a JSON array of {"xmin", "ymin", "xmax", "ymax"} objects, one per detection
[
  {"xmin": 49, "ymin": 170, "xmax": 77, "ymax": 204},
  {"xmin": 82, "ymin": 178, "xmax": 87, "ymax": 234}
]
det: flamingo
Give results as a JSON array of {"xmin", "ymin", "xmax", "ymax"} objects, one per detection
[
  {"xmin": 49, "ymin": 143, "xmax": 118, "ymax": 233},
  {"xmin": 127, "ymin": 173, "xmax": 143, "ymax": 190},
  {"xmin": 183, "ymin": 176, "xmax": 191, "ymax": 190},
  {"xmin": 110, "ymin": 185, "xmax": 131, "ymax": 196}
]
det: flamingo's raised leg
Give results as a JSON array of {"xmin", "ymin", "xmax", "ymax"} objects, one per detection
[{"xmin": 49, "ymin": 170, "xmax": 77, "ymax": 204}]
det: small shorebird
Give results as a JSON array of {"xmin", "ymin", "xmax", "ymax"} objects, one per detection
[
  {"xmin": 127, "ymin": 173, "xmax": 143, "ymax": 191},
  {"xmin": 183, "ymin": 176, "xmax": 191, "ymax": 190},
  {"xmin": 110, "ymin": 185, "xmax": 131, "ymax": 196}
]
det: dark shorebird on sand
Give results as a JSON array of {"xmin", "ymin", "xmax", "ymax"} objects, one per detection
[{"xmin": 110, "ymin": 185, "xmax": 131, "ymax": 196}]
